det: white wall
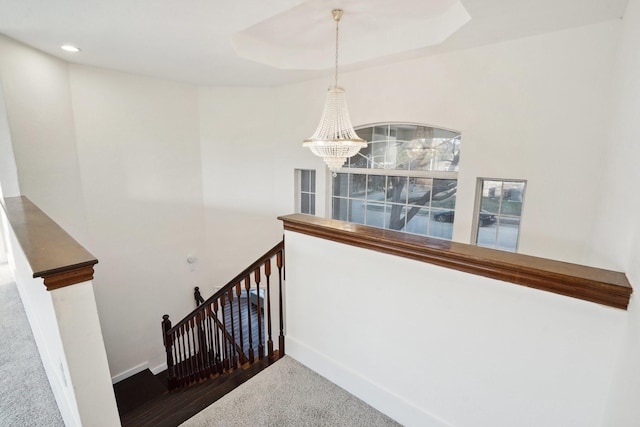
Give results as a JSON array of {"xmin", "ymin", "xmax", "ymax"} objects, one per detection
[
  {"xmin": 0, "ymin": 81, "xmax": 19, "ymax": 198},
  {"xmin": 594, "ymin": 0, "xmax": 640, "ymax": 424},
  {"xmin": 0, "ymin": 35, "xmax": 88, "ymax": 244},
  {"xmin": 342, "ymin": 22, "xmax": 618, "ymax": 266},
  {"xmin": 0, "ymin": 82, "xmax": 18, "ymax": 263},
  {"xmin": 2, "ymin": 209, "xmax": 120, "ymax": 427},
  {"xmin": 69, "ymin": 65, "xmax": 209, "ymax": 377},
  {"xmin": 284, "ymin": 230, "xmax": 626, "ymax": 427},
  {"xmin": 198, "ymin": 86, "xmax": 327, "ymax": 287},
  {"xmin": 199, "ymin": 20, "xmax": 621, "ymax": 276},
  {"xmin": 0, "ymin": 34, "xmax": 210, "ymax": 380}
]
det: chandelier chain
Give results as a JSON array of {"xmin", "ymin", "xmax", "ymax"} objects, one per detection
[{"xmin": 334, "ymin": 14, "xmax": 339, "ymax": 88}]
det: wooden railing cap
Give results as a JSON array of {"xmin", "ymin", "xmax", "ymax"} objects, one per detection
[
  {"xmin": 278, "ymin": 213, "xmax": 632, "ymax": 310},
  {"xmin": 2, "ymin": 196, "xmax": 98, "ymax": 290}
]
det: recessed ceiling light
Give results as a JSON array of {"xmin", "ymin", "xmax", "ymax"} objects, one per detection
[{"xmin": 60, "ymin": 45, "xmax": 81, "ymax": 53}]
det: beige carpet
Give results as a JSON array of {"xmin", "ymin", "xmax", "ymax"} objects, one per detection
[
  {"xmin": 0, "ymin": 264, "xmax": 64, "ymax": 426},
  {"xmin": 180, "ymin": 356, "xmax": 400, "ymax": 427}
]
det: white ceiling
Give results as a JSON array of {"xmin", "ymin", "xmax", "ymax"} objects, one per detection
[{"xmin": 0, "ymin": 0, "xmax": 629, "ymax": 87}]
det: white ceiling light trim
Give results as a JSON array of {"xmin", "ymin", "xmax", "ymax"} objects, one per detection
[{"xmin": 233, "ymin": 0, "xmax": 471, "ymax": 70}]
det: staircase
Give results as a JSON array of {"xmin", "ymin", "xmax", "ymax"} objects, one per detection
[{"xmin": 114, "ymin": 240, "xmax": 285, "ymax": 426}]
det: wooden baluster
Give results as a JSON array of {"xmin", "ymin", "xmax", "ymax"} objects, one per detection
[
  {"xmin": 212, "ymin": 300, "xmax": 223, "ymax": 374},
  {"xmin": 201, "ymin": 310, "xmax": 209, "ymax": 379},
  {"xmin": 204, "ymin": 305, "xmax": 213, "ymax": 377},
  {"xmin": 186, "ymin": 320, "xmax": 194, "ymax": 383},
  {"xmin": 180, "ymin": 330, "xmax": 187, "ymax": 387},
  {"xmin": 235, "ymin": 282, "xmax": 246, "ymax": 364},
  {"xmin": 191, "ymin": 320, "xmax": 199, "ymax": 383},
  {"xmin": 220, "ymin": 294, "xmax": 229, "ymax": 371},
  {"xmin": 227, "ymin": 288, "xmax": 238, "ymax": 370},
  {"xmin": 161, "ymin": 315, "xmax": 177, "ymax": 389},
  {"xmin": 244, "ymin": 277, "xmax": 254, "ymax": 364},
  {"xmin": 255, "ymin": 268, "xmax": 264, "ymax": 359},
  {"xmin": 265, "ymin": 259, "xmax": 274, "ymax": 359},
  {"xmin": 191, "ymin": 318, "xmax": 198, "ymax": 381},
  {"xmin": 196, "ymin": 312, "xmax": 205, "ymax": 380},
  {"xmin": 180, "ymin": 324, "xmax": 188, "ymax": 385},
  {"xmin": 277, "ymin": 249, "xmax": 285, "ymax": 356},
  {"xmin": 174, "ymin": 331, "xmax": 182, "ymax": 387}
]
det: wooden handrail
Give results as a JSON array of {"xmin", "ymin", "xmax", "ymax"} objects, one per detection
[
  {"xmin": 167, "ymin": 240, "xmax": 284, "ymax": 335},
  {"xmin": 162, "ymin": 240, "xmax": 285, "ymax": 390},
  {"xmin": 278, "ymin": 214, "xmax": 632, "ymax": 310},
  {"xmin": 2, "ymin": 196, "xmax": 98, "ymax": 290},
  {"xmin": 212, "ymin": 315, "xmax": 247, "ymax": 361}
]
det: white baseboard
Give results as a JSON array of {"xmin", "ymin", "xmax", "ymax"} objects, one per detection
[
  {"xmin": 286, "ymin": 336, "xmax": 452, "ymax": 427},
  {"xmin": 150, "ymin": 361, "xmax": 168, "ymax": 375},
  {"xmin": 111, "ymin": 362, "xmax": 148, "ymax": 384},
  {"xmin": 111, "ymin": 360, "xmax": 168, "ymax": 383}
]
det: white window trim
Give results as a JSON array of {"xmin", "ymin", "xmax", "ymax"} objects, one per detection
[{"xmin": 472, "ymin": 177, "xmax": 527, "ymax": 252}]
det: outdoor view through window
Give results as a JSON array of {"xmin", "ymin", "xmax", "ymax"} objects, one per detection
[
  {"xmin": 475, "ymin": 179, "xmax": 526, "ymax": 252},
  {"xmin": 331, "ymin": 123, "xmax": 460, "ymax": 239}
]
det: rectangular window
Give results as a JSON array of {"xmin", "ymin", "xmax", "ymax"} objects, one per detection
[
  {"xmin": 474, "ymin": 179, "xmax": 526, "ymax": 252},
  {"xmin": 296, "ymin": 169, "xmax": 316, "ymax": 215},
  {"xmin": 332, "ymin": 172, "xmax": 457, "ymax": 240}
]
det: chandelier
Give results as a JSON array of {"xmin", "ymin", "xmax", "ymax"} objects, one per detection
[{"xmin": 303, "ymin": 9, "xmax": 366, "ymax": 172}]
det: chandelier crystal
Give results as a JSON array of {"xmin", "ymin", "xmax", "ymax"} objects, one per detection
[{"xmin": 303, "ymin": 9, "xmax": 366, "ymax": 172}]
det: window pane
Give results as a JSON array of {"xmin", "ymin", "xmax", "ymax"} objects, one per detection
[
  {"xmin": 310, "ymin": 170, "xmax": 316, "ymax": 193},
  {"xmin": 429, "ymin": 210, "xmax": 454, "ymax": 240},
  {"xmin": 367, "ymin": 175, "xmax": 387, "ymax": 203},
  {"xmin": 349, "ymin": 174, "xmax": 367, "ymax": 199},
  {"xmin": 386, "ymin": 204, "xmax": 406, "ymax": 231},
  {"xmin": 349, "ymin": 126, "xmax": 372, "ymax": 168},
  {"xmin": 333, "ymin": 173, "xmax": 349, "ymax": 197},
  {"xmin": 387, "ymin": 176, "xmax": 408, "ymax": 204},
  {"xmin": 349, "ymin": 143, "xmax": 371, "ymax": 168},
  {"xmin": 495, "ymin": 217, "xmax": 520, "ymax": 252},
  {"xmin": 310, "ymin": 194, "xmax": 316, "ymax": 215},
  {"xmin": 370, "ymin": 125, "xmax": 389, "ymax": 169},
  {"xmin": 365, "ymin": 203, "xmax": 385, "ymax": 228},
  {"xmin": 431, "ymin": 179, "xmax": 457, "ymax": 209},
  {"xmin": 301, "ymin": 193, "xmax": 310, "ymax": 214},
  {"xmin": 406, "ymin": 207, "xmax": 429, "ymax": 236},
  {"xmin": 477, "ymin": 223, "xmax": 497, "ymax": 248},
  {"xmin": 500, "ymin": 182, "xmax": 524, "ymax": 216},
  {"xmin": 348, "ymin": 199, "xmax": 365, "ymax": 224},
  {"xmin": 301, "ymin": 170, "xmax": 310, "ymax": 192},
  {"xmin": 480, "ymin": 181, "xmax": 502, "ymax": 214},
  {"xmin": 332, "ymin": 197, "xmax": 348, "ymax": 221},
  {"xmin": 385, "ymin": 140, "xmax": 411, "ymax": 170},
  {"xmin": 408, "ymin": 177, "xmax": 432, "ymax": 206}
]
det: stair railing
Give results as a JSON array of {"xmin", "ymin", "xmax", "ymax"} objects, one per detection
[{"xmin": 161, "ymin": 240, "xmax": 285, "ymax": 390}]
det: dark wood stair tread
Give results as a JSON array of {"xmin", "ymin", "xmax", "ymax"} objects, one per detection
[
  {"xmin": 114, "ymin": 369, "xmax": 168, "ymax": 416},
  {"xmin": 120, "ymin": 355, "xmax": 280, "ymax": 427}
]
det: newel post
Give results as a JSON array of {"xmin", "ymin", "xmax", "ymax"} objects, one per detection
[
  {"xmin": 194, "ymin": 286, "xmax": 205, "ymax": 307},
  {"xmin": 162, "ymin": 314, "xmax": 177, "ymax": 389}
]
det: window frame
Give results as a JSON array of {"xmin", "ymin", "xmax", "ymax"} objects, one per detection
[
  {"xmin": 331, "ymin": 122, "xmax": 461, "ymax": 240},
  {"xmin": 295, "ymin": 169, "xmax": 316, "ymax": 216},
  {"xmin": 472, "ymin": 178, "xmax": 527, "ymax": 252}
]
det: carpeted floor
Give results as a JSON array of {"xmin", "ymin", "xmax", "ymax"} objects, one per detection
[
  {"xmin": 180, "ymin": 355, "xmax": 400, "ymax": 427},
  {"xmin": 0, "ymin": 264, "xmax": 64, "ymax": 426}
]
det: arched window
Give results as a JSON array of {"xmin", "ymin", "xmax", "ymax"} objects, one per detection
[{"xmin": 331, "ymin": 123, "xmax": 460, "ymax": 240}]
